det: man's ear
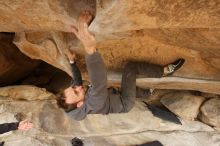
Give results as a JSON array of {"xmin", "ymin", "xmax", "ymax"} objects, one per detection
[{"xmin": 76, "ymin": 101, "xmax": 84, "ymax": 108}]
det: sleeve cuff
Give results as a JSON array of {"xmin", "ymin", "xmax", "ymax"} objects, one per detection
[{"xmin": 15, "ymin": 122, "xmax": 19, "ymax": 130}]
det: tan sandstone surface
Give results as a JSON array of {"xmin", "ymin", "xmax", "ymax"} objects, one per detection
[
  {"xmin": 0, "ymin": 85, "xmax": 219, "ymax": 146},
  {"xmin": 0, "ymin": 0, "xmax": 219, "ymax": 89},
  {"xmin": 0, "ymin": 0, "xmax": 220, "ymax": 146}
]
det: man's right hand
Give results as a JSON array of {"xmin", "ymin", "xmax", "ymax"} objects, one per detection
[
  {"xmin": 18, "ymin": 119, "xmax": 33, "ymax": 131},
  {"xmin": 71, "ymin": 10, "xmax": 96, "ymax": 55},
  {"xmin": 64, "ymin": 48, "xmax": 76, "ymax": 62}
]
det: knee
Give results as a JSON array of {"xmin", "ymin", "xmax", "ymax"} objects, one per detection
[
  {"xmin": 124, "ymin": 61, "xmax": 140, "ymax": 75},
  {"xmin": 124, "ymin": 61, "xmax": 136, "ymax": 70}
]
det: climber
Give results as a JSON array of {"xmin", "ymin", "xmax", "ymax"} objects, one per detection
[
  {"xmin": 60, "ymin": 10, "xmax": 185, "ymax": 120},
  {"xmin": 0, "ymin": 120, "xmax": 33, "ymax": 146}
]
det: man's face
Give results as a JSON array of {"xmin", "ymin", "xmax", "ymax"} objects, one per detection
[{"xmin": 64, "ymin": 86, "xmax": 85, "ymax": 105}]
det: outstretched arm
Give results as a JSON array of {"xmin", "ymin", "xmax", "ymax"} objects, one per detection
[
  {"xmin": 85, "ymin": 52, "xmax": 107, "ymax": 104},
  {"xmin": 71, "ymin": 10, "xmax": 96, "ymax": 55},
  {"xmin": 64, "ymin": 49, "xmax": 83, "ymax": 86},
  {"xmin": 71, "ymin": 11, "xmax": 108, "ymax": 109},
  {"xmin": 70, "ymin": 62, "xmax": 83, "ymax": 86}
]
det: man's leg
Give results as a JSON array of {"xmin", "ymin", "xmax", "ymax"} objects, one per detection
[
  {"xmin": 135, "ymin": 62, "xmax": 164, "ymax": 77},
  {"xmin": 121, "ymin": 61, "xmax": 163, "ymax": 112},
  {"xmin": 121, "ymin": 62, "xmax": 137, "ymax": 113}
]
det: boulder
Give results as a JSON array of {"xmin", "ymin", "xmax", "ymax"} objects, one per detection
[
  {"xmin": 200, "ymin": 98, "xmax": 220, "ymax": 128},
  {"xmin": 160, "ymin": 92, "xmax": 205, "ymax": 120},
  {"xmin": 0, "ymin": 1, "xmax": 219, "ymax": 92},
  {"xmin": 1, "ymin": 1, "xmax": 219, "ymax": 79},
  {"xmin": 107, "ymin": 71, "xmax": 220, "ymax": 95},
  {"xmin": 0, "ymin": 0, "xmax": 96, "ymax": 32},
  {"xmin": 13, "ymin": 32, "xmax": 73, "ymax": 77},
  {"xmin": 0, "ymin": 97, "xmax": 215, "ymax": 146},
  {"xmin": 0, "ymin": 85, "xmax": 56, "ymax": 101},
  {"xmin": 0, "ymin": 1, "xmax": 220, "ymax": 145},
  {"xmin": 1, "ymin": 0, "xmax": 219, "ymax": 32},
  {"xmin": 0, "ymin": 84, "xmax": 216, "ymax": 146},
  {"xmin": 12, "ymin": 29, "xmax": 220, "ymax": 94}
]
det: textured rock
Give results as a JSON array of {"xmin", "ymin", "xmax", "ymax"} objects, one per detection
[
  {"xmin": 0, "ymin": 85, "xmax": 217, "ymax": 145},
  {"xmin": 0, "ymin": 0, "xmax": 96, "ymax": 32},
  {"xmin": 0, "ymin": 1, "xmax": 220, "ymax": 145},
  {"xmin": 1, "ymin": 1, "xmax": 219, "ymax": 77},
  {"xmin": 160, "ymin": 92, "xmax": 205, "ymax": 120},
  {"xmin": 107, "ymin": 131, "xmax": 220, "ymax": 146},
  {"xmin": 107, "ymin": 72, "xmax": 220, "ymax": 95},
  {"xmin": 91, "ymin": 0, "xmax": 220, "ymax": 35},
  {"xmin": 97, "ymin": 29, "xmax": 220, "ymax": 80},
  {"xmin": 2, "ymin": 135, "xmax": 72, "ymax": 146},
  {"xmin": 12, "ymin": 28, "xmax": 220, "ymax": 94},
  {"xmin": 0, "ymin": 85, "xmax": 56, "ymax": 101},
  {"xmin": 0, "ymin": 96, "xmax": 215, "ymax": 146},
  {"xmin": 13, "ymin": 32, "xmax": 74, "ymax": 77},
  {"xmin": 92, "ymin": 1, "xmax": 220, "ymax": 83},
  {"xmin": 0, "ymin": 1, "xmax": 218, "ymax": 94},
  {"xmin": 89, "ymin": 1, "xmax": 220, "ymax": 83},
  {"xmin": 0, "ymin": 33, "xmax": 39, "ymax": 86},
  {"xmin": 142, "ymin": 29, "xmax": 220, "ymax": 58},
  {"xmin": 0, "ymin": 0, "xmax": 219, "ymax": 33},
  {"xmin": 200, "ymin": 98, "xmax": 220, "ymax": 128}
]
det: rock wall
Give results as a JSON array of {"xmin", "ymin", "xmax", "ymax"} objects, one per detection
[
  {"xmin": 0, "ymin": 0, "xmax": 219, "ymax": 88},
  {"xmin": 0, "ymin": 1, "xmax": 220, "ymax": 145},
  {"xmin": 0, "ymin": 86, "xmax": 219, "ymax": 146},
  {"xmin": 0, "ymin": 0, "xmax": 96, "ymax": 32}
]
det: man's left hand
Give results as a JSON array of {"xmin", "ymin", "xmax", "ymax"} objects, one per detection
[{"xmin": 18, "ymin": 119, "xmax": 33, "ymax": 131}]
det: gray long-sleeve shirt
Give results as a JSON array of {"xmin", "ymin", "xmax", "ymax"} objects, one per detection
[{"xmin": 67, "ymin": 52, "xmax": 123, "ymax": 121}]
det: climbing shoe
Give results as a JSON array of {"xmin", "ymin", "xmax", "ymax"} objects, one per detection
[{"xmin": 165, "ymin": 58, "xmax": 185, "ymax": 75}]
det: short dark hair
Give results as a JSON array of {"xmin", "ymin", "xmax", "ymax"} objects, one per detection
[{"xmin": 57, "ymin": 93, "xmax": 77, "ymax": 112}]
